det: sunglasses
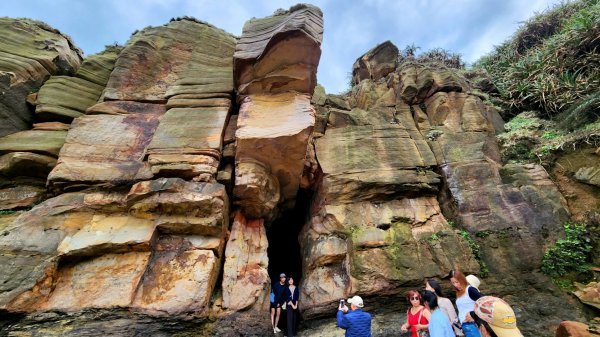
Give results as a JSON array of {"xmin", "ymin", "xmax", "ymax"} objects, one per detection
[{"xmin": 410, "ymin": 296, "xmax": 420, "ymax": 300}]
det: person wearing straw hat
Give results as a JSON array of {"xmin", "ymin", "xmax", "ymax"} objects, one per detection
[
  {"xmin": 472, "ymin": 296, "xmax": 523, "ymax": 337},
  {"xmin": 337, "ymin": 295, "xmax": 372, "ymax": 337}
]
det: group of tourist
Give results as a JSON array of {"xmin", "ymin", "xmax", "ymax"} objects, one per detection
[
  {"xmin": 335, "ymin": 269, "xmax": 523, "ymax": 337},
  {"xmin": 270, "ymin": 269, "xmax": 523, "ymax": 337},
  {"xmin": 270, "ymin": 273, "xmax": 299, "ymax": 336}
]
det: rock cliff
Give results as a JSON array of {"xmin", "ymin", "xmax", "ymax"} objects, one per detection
[{"xmin": 0, "ymin": 4, "xmax": 594, "ymax": 337}]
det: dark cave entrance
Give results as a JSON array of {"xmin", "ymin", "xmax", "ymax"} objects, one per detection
[{"xmin": 266, "ymin": 188, "xmax": 312, "ymax": 288}]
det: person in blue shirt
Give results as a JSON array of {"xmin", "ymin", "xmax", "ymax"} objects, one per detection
[
  {"xmin": 337, "ymin": 295, "xmax": 372, "ymax": 337},
  {"xmin": 271, "ymin": 273, "xmax": 287, "ymax": 333},
  {"xmin": 422, "ymin": 290, "xmax": 456, "ymax": 337}
]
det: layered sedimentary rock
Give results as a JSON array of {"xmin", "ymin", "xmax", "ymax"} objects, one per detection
[
  {"xmin": 234, "ymin": 4, "xmax": 323, "ymax": 96},
  {"xmin": 34, "ymin": 48, "xmax": 120, "ymax": 122},
  {"xmin": 0, "ymin": 18, "xmax": 82, "ymax": 137},
  {"xmin": 0, "ymin": 178, "xmax": 228, "ymax": 317},
  {"xmin": 302, "ymin": 63, "xmax": 479, "ymax": 317},
  {"xmin": 0, "ymin": 7, "xmax": 594, "ymax": 337},
  {"xmin": 102, "ymin": 18, "xmax": 235, "ymax": 103},
  {"xmin": 47, "ymin": 113, "xmax": 162, "ymax": 191},
  {"xmin": 233, "ymin": 6, "xmax": 322, "ymax": 221},
  {"xmin": 234, "ymin": 93, "xmax": 315, "ymax": 218}
]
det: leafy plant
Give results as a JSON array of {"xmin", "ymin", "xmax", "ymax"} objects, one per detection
[
  {"xmin": 428, "ymin": 233, "xmax": 440, "ymax": 242},
  {"xmin": 460, "ymin": 230, "xmax": 489, "ymax": 277},
  {"xmin": 541, "ymin": 222, "xmax": 592, "ymax": 278}
]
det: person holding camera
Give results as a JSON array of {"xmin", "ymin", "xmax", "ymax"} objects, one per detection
[{"xmin": 337, "ymin": 295, "xmax": 372, "ymax": 337}]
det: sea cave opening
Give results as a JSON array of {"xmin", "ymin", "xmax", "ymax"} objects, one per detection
[{"xmin": 266, "ymin": 188, "xmax": 313, "ymax": 287}]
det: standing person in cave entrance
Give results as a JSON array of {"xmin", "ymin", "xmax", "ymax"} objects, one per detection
[
  {"xmin": 271, "ymin": 273, "xmax": 287, "ymax": 333},
  {"xmin": 450, "ymin": 269, "xmax": 482, "ymax": 337},
  {"xmin": 285, "ymin": 276, "xmax": 300, "ymax": 337}
]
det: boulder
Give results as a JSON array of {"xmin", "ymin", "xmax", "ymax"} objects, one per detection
[
  {"xmin": 556, "ymin": 321, "xmax": 592, "ymax": 337},
  {"xmin": 102, "ymin": 19, "xmax": 235, "ymax": 102},
  {"xmin": 233, "ymin": 160, "xmax": 280, "ymax": 220},
  {"xmin": 234, "ymin": 4, "xmax": 323, "ymax": 95},
  {"xmin": 393, "ymin": 65, "xmax": 466, "ymax": 105},
  {"xmin": 48, "ymin": 113, "xmax": 162, "ymax": 190},
  {"xmin": 352, "ymin": 40, "xmax": 398, "ymax": 84},
  {"xmin": 221, "ymin": 212, "xmax": 269, "ymax": 312},
  {"xmin": 575, "ymin": 166, "xmax": 600, "ymax": 187},
  {"xmin": 573, "ymin": 282, "xmax": 600, "ymax": 310},
  {"xmin": 0, "ymin": 18, "xmax": 82, "ymax": 137}
]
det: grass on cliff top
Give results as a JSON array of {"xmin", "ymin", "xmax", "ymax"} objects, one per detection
[
  {"xmin": 497, "ymin": 110, "xmax": 600, "ymax": 164},
  {"xmin": 475, "ymin": 0, "xmax": 600, "ymax": 118}
]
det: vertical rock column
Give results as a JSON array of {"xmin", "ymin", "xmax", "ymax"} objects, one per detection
[{"xmin": 219, "ymin": 4, "xmax": 323, "ymax": 321}]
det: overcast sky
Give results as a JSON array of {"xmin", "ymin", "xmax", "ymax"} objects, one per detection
[{"xmin": 1, "ymin": 0, "xmax": 564, "ymax": 94}]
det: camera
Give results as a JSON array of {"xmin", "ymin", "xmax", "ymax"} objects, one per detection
[{"xmin": 339, "ymin": 299, "xmax": 345, "ymax": 306}]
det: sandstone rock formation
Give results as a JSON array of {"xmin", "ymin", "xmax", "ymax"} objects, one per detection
[
  {"xmin": 0, "ymin": 5, "xmax": 596, "ymax": 337},
  {"xmin": 0, "ymin": 18, "xmax": 82, "ymax": 137},
  {"xmin": 234, "ymin": 4, "xmax": 323, "ymax": 96}
]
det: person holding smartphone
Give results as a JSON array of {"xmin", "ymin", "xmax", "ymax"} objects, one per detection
[{"xmin": 337, "ymin": 295, "xmax": 372, "ymax": 337}]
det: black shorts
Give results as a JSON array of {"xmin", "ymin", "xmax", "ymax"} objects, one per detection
[{"xmin": 270, "ymin": 303, "xmax": 280, "ymax": 310}]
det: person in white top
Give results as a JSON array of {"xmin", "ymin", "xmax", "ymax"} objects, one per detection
[
  {"xmin": 425, "ymin": 278, "xmax": 463, "ymax": 336},
  {"xmin": 450, "ymin": 269, "xmax": 482, "ymax": 337}
]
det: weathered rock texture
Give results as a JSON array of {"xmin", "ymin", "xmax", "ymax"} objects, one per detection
[
  {"xmin": 0, "ymin": 18, "xmax": 82, "ymax": 137},
  {"xmin": 233, "ymin": 6, "xmax": 322, "ymax": 221},
  {"xmin": 0, "ymin": 6, "xmax": 596, "ymax": 337},
  {"xmin": 234, "ymin": 4, "xmax": 323, "ymax": 96}
]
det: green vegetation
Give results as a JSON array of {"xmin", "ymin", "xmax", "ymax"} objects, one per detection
[
  {"xmin": 460, "ymin": 230, "xmax": 489, "ymax": 277},
  {"xmin": 541, "ymin": 223, "xmax": 592, "ymax": 278},
  {"xmin": 0, "ymin": 210, "xmax": 17, "ymax": 215},
  {"xmin": 400, "ymin": 45, "xmax": 465, "ymax": 69},
  {"xmin": 475, "ymin": 0, "xmax": 600, "ymax": 117}
]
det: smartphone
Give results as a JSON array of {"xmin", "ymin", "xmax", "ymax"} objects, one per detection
[{"xmin": 339, "ymin": 299, "xmax": 345, "ymax": 306}]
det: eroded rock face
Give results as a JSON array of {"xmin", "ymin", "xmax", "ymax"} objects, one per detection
[
  {"xmin": 48, "ymin": 113, "xmax": 162, "ymax": 191},
  {"xmin": 102, "ymin": 19, "xmax": 235, "ymax": 102},
  {"xmin": 234, "ymin": 4, "xmax": 323, "ymax": 96},
  {"xmin": 302, "ymin": 76, "xmax": 478, "ymax": 318},
  {"xmin": 352, "ymin": 41, "xmax": 399, "ymax": 84},
  {"xmin": 234, "ymin": 93, "xmax": 315, "ymax": 218},
  {"xmin": 0, "ymin": 18, "xmax": 82, "ymax": 137},
  {"xmin": 221, "ymin": 212, "xmax": 270, "ymax": 312},
  {"xmin": 0, "ymin": 7, "xmax": 593, "ymax": 337}
]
